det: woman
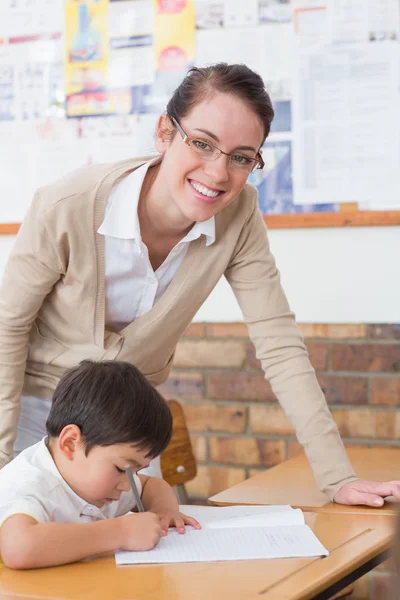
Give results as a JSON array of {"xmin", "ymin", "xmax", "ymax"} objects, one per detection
[{"xmin": 0, "ymin": 63, "xmax": 398, "ymax": 505}]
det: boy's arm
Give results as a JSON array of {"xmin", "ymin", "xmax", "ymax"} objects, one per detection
[
  {"xmin": 139, "ymin": 474, "xmax": 179, "ymax": 514},
  {"xmin": 0, "ymin": 514, "xmax": 123, "ymax": 569},
  {"xmin": 0, "ymin": 510, "xmax": 162, "ymax": 569}
]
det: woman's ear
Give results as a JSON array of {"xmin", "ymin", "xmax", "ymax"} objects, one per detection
[{"xmin": 155, "ymin": 113, "xmax": 174, "ymax": 153}]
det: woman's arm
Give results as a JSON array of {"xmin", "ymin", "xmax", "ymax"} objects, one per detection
[
  {"xmin": 0, "ymin": 191, "xmax": 63, "ymax": 468},
  {"xmin": 224, "ymin": 189, "xmax": 356, "ymax": 501}
]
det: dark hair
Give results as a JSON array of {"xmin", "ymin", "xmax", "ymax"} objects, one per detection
[
  {"xmin": 166, "ymin": 63, "xmax": 274, "ymax": 141},
  {"xmin": 46, "ymin": 360, "xmax": 172, "ymax": 458}
]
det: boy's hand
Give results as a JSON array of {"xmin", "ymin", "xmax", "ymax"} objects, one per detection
[
  {"xmin": 155, "ymin": 510, "xmax": 202, "ymax": 536},
  {"xmin": 118, "ymin": 512, "xmax": 162, "ymax": 551}
]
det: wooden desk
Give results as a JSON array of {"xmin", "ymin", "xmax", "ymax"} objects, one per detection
[
  {"xmin": 209, "ymin": 447, "xmax": 400, "ymax": 515},
  {"xmin": 0, "ymin": 513, "xmax": 394, "ymax": 600}
]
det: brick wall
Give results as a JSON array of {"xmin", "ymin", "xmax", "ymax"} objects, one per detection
[
  {"xmin": 158, "ymin": 322, "xmax": 400, "ymax": 600},
  {"xmin": 159, "ymin": 322, "xmax": 400, "ymax": 500}
]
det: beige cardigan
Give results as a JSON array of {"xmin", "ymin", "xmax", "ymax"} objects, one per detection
[{"xmin": 0, "ymin": 157, "xmax": 356, "ymax": 498}]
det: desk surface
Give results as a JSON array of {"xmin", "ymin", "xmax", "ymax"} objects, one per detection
[
  {"xmin": 209, "ymin": 447, "xmax": 400, "ymax": 515},
  {"xmin": 0, "ymin": 513, "xmax": 394, "ymax": 600}
]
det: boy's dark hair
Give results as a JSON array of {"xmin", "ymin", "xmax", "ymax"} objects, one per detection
[
  {"xmin": 166, "ymin": 63, "xmax": 274, "ymax": 142},
  {"xmin": 46, "ymin": 360, "xmax": 172, "ymax": 458}
]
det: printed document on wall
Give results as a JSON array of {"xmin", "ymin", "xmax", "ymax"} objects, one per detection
[{"xmin": 292, "ymin": 42, "xmax": 400, "ymax": 206}]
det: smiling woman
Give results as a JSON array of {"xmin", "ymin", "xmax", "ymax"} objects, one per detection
[{"xmin": 0, "ymin": 63, "xmax": 398, "ymax": 509}]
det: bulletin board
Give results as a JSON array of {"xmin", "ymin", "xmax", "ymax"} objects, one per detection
[{"xmin": 0, "ymin": 0, "xmax": 400, "ymax": 232}]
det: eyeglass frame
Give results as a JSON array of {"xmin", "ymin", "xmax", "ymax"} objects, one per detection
[{"xmin": 168, "ymin": 114, "xmax": 265, "ymax": 171}]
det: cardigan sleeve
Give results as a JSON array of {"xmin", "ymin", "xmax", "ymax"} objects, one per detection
[
  {"xmin": 224, "ymin": 190, "xmax": 356, "ymax": 500},
  {"xmin": 0, "ymin": 191, "xmax": 64, "ymax": 468}
]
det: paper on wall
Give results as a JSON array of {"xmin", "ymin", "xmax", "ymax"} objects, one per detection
[{"xmin": 292, "ymin": 42, "xmax": 400, "ymax": 206}]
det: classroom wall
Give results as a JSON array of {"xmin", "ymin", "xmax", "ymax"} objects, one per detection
[{"xmin": 1, "ymin": 225, "xmax": 400, "ymax": 323}]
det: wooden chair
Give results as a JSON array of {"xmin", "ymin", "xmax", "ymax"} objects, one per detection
[{"xmin": 160, "ymin": 400, "xmax": 197, "ymax": 504}]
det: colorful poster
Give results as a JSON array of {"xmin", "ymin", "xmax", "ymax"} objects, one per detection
[
  {"xmin": 65, "ymin": 0, "xmax": 111, "ymax": 116},
  {"xmin": 250, "ymin": 140, "xmax": 338, "ymax": 215},
  {"xmin": 146, "ymin": 0, "xmax": 195, "ymax": 113}
]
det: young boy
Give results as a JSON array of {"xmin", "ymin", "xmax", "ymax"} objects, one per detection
[{"xmin": 0, "ymin": 360, "xmax": 200, "ymax": 569}]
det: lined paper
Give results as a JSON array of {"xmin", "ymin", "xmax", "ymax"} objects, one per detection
[{"xmin": 115, "ymin": 525, "xmax": 328, "ymax": 565}]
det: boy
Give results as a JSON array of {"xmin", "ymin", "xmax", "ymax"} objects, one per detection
[{"xmin": 0, "ymin": 360, "xmax": 200, "ymax": 569}]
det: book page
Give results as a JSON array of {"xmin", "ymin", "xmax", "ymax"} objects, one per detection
[
  {"xmin": 115, "ymin": 526, "xmax": 329, "ymax": 565},
  {"xmin": 178, "ymin": 505, "xmax": 305, "ymax": 529}
]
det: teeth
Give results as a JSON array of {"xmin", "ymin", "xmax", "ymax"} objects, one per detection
[{"xmin": 190, "ymin": 180, "xmax": 219, "ymax": 198}]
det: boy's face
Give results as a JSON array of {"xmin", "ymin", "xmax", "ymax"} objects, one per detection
[{"xmin": 64, "ymin": 439, "xmax": 152, "ymax": 508}]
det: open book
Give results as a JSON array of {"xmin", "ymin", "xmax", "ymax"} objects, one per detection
[{"xmin": 115, "ymin": 504, "xmax": 329, "ymax": 565}]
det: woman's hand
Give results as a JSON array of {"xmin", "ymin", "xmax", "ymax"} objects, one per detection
[
  {"xmin": 334, "ymin": 479, "xmax": 400, "ymax": 507},
  {"xmin": 155, "ymin": 510, "xmax": 202, "ymax": 536}
]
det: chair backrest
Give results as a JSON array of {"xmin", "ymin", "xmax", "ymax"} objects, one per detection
[{"xmin": 160, "ymin": 400, "xmax": 197, "ymax": 487}]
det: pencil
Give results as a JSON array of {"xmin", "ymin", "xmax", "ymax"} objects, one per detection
[{"xmin": 127, "ymin": 467, "xmax": 145, "ymax": 512}]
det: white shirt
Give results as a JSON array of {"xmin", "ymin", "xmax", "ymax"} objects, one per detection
[
  {"xmin": 98, "ymin": 158, "xmax": 215, "ymax": 331},
  {"xmin": 0, "ymin": 438, "xmax": 141, "ymax": 527}
]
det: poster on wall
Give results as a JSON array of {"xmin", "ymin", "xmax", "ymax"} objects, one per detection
[
  {"xmin": 65, "ymin": 0, "xmax": 111, "ymax": 116},
  {"xmin": 145, "ymin": 0, "xmax": 195, "ymax": 114},
  {"xmin": 249, "ymin": 139, "xmax": 338, "ymax": 214},
  {"xmin": 65, "ymin": 0, "xmax": 155, "ymax": 117}
]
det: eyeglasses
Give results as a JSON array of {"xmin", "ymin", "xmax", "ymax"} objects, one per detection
[{"xmin": 168, "ymin": 114, "xmax": 264, "ymax": 173}]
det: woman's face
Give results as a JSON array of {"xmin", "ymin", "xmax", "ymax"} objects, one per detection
[{"xmin": 155, "ymin": 92, "xmax": 264, "ymax": 224}]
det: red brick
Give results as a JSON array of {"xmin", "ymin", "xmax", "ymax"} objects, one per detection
[
  {"xmin": 183, "ymin": 404, "xmax": 247, "ymax": 433},
  {"xmin": 190, "ymin": 435, "xmax": 208, "ymax": 463},
  {"xmin": 331, "ymin": 344, "xmax": 400, "ymax": 372},
  {"xmin": 332, "ymin": 408, "xmax": 375, "ymax": 438},
  {"xmin": 185, "ymin": 465, "xmax": 246, "ymax": 498},
  {"xmin": 375, "ymin": 411, "xmax": 398, "ymax": 439},
  {"xmin": 367, "ymin": 324, "xmax": 400, "ymax": 340},
  {"xmin": 210, "ymin": 437, "xmax": 285, "ymax": 466},
  {"xmin": 183, "ymin": 323, "xmax": 206, "ymax": 337},
  {"xmin": 157, "ymin": 371, "xmax": 204, "ymax": 400},
  {"xmin": 307, "ymin": 342, "xmax": 329, "ymax": 371},
  {"xmin": 205, "ymin": 323, "xmax": 249, "ymax": 338},
  {"xmin": 317, "ymin": 374, "xmax": 368, "ymax": 405},
  {"xmin": 207, "ymin": 372, "xmax": 277, "ymax": 402},
  {"xmin": 289, "ymin": 439, "xmax": 372, "ymax": 458},
  {"xmin": 250, "ymin": 405, "xmax": 294, "ymax": 435},
  {"xmin": 371, "ymin": 378, "xmax": 400, "ymax": 406},
  {"xmin": 174, "ymin": 340, "xmax": 247, "ymax": 368},
  {"xmin": 299, "ymin": 324, "xmax": 366, "ymax": 339}
]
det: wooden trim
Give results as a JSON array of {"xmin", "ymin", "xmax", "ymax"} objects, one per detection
[
  {"xmin": 0, "ymin": 223, "xmax": 20, "ymax": 234},
  {"xmin": 264, "ymin": 210, "xmax": 400, "ymax": 229},
  {"xmin": 1, "ymin": 210, "xmax": 400, "ymax": 234}
]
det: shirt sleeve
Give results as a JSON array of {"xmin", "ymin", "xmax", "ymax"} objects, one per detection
[
  {"xmin": 224, "ymin": 189, "xmax": 356, "ymax": 500},
  {"xmin": 0, "ymin": 496, "xmax": 50, "ymax": 528}
]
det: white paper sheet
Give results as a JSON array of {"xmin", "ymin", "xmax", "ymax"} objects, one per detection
[
  {"xmin": 178, "ymin": 504, "xmax": 304, "ymax": 527},
  {"xmin": 292, "ymin": 42, "xmax": 400, "ymax": 206},
  {"xmin": 115, "ymin": 526, "xmax": 328, "ymax": 565},
  {"xmin": 224, "ymin": 0, "xmax": 259, "ymax": 28},
  {"xmin": 115, "ymin": 505, "xmax": 328, "ymax": 565}
]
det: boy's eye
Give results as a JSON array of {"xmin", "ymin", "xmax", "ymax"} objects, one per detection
[{"xmin": 115, "ymin": 466, "xmax": 125, "ymax": 474}]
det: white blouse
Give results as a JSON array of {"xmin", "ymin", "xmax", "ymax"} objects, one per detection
[{"xmin": 98, "ymin": 158, "xmax": 215, "ymax": 331}]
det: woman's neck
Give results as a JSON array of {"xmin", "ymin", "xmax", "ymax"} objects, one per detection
[{"xmin": 138, "ymin": 162, "xmax": 194, "ymax": 242}]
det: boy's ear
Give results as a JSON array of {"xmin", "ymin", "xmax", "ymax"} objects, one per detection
[
  {"xmin": 58, "ymin": 425, "xmax": 83, "ymax": 461},
  {"xmin": 155, "ymin": 113, "xmax": 174, "ymax": 153}
]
